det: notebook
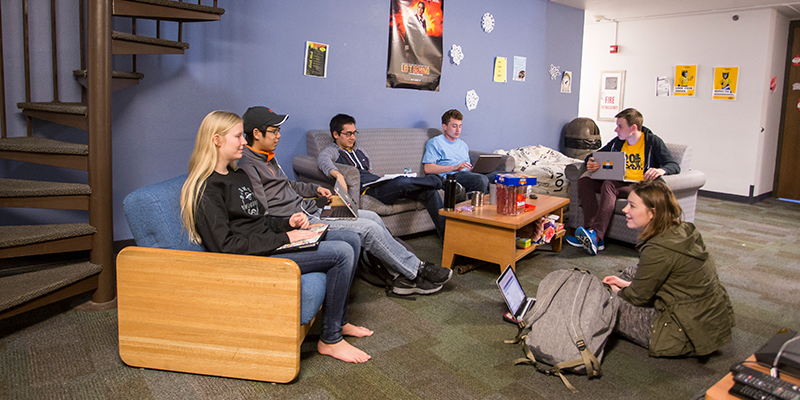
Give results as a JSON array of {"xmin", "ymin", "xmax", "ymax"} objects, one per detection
[
  {"xmin": 590, "ymin": 151, "xmax": 638, "ymax": 182},
  {"xmin": 319, "ymin": 180, "xmax": 359, "ymax": 220},
  {"xmin": 273, "ymin": 223, "xmax": 329, "ymax": 253},
  {"xmin": 471, "ymin": 154, "xmax": 504, "ymax": 174},
  {"xmin": 496, "ymin": 265, "xmax": 536, "ymax": 321}
]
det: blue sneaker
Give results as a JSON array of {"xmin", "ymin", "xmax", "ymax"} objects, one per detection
[
  {"xmin": 575, "ymin": 227, "xmax": 598, "ymax": 255},
  {"xmin": 597, "ymin": 239, "xmax": 605, "ymax": 252},
  {"xmin": 565, "ymin": 235, "xmax": 582, "ymax": 248}
]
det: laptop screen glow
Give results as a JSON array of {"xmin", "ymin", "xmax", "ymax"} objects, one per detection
[{"xmin": 498, "ymin": 268, "xmax": 526, "ymax": 315}]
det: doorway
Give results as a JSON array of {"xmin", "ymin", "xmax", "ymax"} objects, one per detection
[{"xmin": 776, "ymin": 20, "xmax": 800, "ymax": 201}]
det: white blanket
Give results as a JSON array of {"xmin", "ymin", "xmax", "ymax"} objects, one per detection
[{"xmin": 494, "ymin": 145, "xmax": 581, "ymax": 198}]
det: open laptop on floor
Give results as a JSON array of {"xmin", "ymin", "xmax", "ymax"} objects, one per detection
[
  {"xmin": 471, "ymin": 154, "xmax": 504, "ymax": 174},
  {"xmin": 319, "ymin": 180, "xmax": 359, "ymax": 220},
  {"xmin": 496, "ymin": 265, "xmax": 536, "ymax": 323}
]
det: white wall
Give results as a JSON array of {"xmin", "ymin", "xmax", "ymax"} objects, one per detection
[{"xmin": 578, "ymin": 9, "xmax": 789, "ymax": 197}]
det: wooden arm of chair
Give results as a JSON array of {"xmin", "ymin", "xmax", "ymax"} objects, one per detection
[{"xmin": 116, "ymin": 246, "xmax": 306, "ymax": 383}]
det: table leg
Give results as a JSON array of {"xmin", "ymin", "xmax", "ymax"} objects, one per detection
[
  {"xmin": 441, "ymin": 218, "xmax": 517, "ymax": 273},
  {"xmin": 551, "ymin": 206, "xmax": 564, "ymax": 252}
]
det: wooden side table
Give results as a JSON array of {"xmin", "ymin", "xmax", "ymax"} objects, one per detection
[{"xmin": 439, "ymin": 194, "xmax": 569, "ymax": 273}]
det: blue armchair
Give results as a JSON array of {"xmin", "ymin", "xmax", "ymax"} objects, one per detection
[{"xmin": 117, "ymin": 175, "xmax": 326, "ymax": 383}]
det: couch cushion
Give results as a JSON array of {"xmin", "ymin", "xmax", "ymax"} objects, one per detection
[{"xmin": 360, "ymin": 195, "xmax": 424, "ymax": 215}]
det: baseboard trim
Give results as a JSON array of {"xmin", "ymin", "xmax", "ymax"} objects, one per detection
[{"xmin": 698, "ymin": 190, "xmax": 772, "ymax": 205}]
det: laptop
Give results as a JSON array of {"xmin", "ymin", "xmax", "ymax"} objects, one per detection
[
  {"xmin": 471, "ymin": 154, "xmax": 504, "ymax": 174},
  {"xmin": 590, "ymin": 151, "xmax": 639, "ymax": 182},
  {"xmin": 319, "ymin": 180, "xmax": 359, "ymax": 220},
  {"xmin": 273, "ymin": 223, "xmax": 329, "ymax": 253},
  {"xmin": 496, "ymin": 265, "xmax": 536, "ymax": 322}
]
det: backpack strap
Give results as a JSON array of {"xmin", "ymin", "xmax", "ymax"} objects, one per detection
[
  {"xmin": 512, "ymin": 341, "xmax": 580, "ymax": 393},
  {"xmin": 574, "ymin": 338, "xmax": 602, "ymax": 378}
]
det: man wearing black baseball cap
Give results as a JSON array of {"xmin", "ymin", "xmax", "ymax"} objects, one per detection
[{"xmin": 238, "ymin": 106, "xmax": 452, "ymax": 296}]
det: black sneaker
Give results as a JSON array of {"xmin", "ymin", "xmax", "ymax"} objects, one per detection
[
  {"xmin": 392, "ymin": 276, "xmax": 443, "ymax": 295},
  {"xmin": 417, "ymin": 262, "xmax": 453, "ymax": 286}
]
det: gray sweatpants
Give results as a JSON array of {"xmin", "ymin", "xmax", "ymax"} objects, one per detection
[{"xmin": 614, "ymin": 265, "xmax": 660, "ymax": 349}]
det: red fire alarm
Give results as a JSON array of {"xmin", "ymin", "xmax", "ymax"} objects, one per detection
[{"xmin": 609, "ymin": 45, "xmax": 619, "ymax": 54}]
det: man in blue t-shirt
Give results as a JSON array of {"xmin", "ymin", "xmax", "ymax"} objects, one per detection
[{"xmin": 422, "ymin": 109, "xmax": 489, "ymax": 194}]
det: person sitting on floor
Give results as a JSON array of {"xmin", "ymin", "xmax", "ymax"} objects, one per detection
[{"xmin": 602, "ymin": 180, "xmax": 734, "ymax": 357}]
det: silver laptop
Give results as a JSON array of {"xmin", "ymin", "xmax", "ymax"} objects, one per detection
[
  {"xmin": 496, "ymin": 265, "xmax": 536, "ymax": 322},
  {"xmin": 471, "ymin": 154, "xmax": 504, "ymax": 174},
  {"xmin": 590, "ymin": 151, "xmax": 638, "ymax": 182},
  {"xmin": 319, "ymin": 180, "xmax": 359, "ymax": 220}
]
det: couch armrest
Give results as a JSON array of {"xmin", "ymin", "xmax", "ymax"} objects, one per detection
[
  {"xmin": 468, "ymin": 150, "xmax": 514, "ymax": 172},
  {"xmin": 116, "ymin": 246, "xmax": 325, "ymax": 383},
  {"xmin": 662, "ymin": 170, "xmax": 706, "ymax": 193},
  {"xmin": 565, "ymin": 162, "xmax": 586, "ymax": 182},
  {"xmin": 292, "ymin": 155, "xmax": 362, "ymax": 205}
]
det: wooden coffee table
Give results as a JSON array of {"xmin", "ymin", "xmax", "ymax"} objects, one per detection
[{"xmin": 439, "ymin": 194, "xmax": 570, "ymax": 273}]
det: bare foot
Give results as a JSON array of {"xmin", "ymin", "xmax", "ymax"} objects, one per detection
[
  {"xmin": 342, "ymin": 323, "xmax": 373, "ymax": 337},
  {"xmin": 317, "ymin": 340, "xmax": 371, "ymax": 363}
]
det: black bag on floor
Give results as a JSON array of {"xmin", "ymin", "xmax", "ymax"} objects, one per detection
[
  {"xmin": 506, "ymin": 268, "xmax": 618, "ymax": 393},
  {"xmin": 356, "ymin": 237, "xmax": 415, "ymax": 299}
]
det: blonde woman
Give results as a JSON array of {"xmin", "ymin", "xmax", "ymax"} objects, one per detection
[
  {"xmin": 180, "ymin": 111, "xmax": 372, "ymax": 363},
  {"xmin": 603, "ymin": 180, "xmax": 734, "ymax": 357}
]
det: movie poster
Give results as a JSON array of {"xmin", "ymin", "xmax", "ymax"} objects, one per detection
[{"xmin": 386, "ymin": 0, "xmax": 443, "ymax": 91}]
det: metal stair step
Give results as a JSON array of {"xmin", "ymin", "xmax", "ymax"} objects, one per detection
[
  {"xmin": 0, "ymin": 261, "xmax": 102, "ymax": 318},
  {"xmin": 73, "ymin": 69, "xmax": 145, "ymax": 92},
  {"xmin": 113, "ymin": 0, "xmax": 225, "ymax": 22},
  {"xmin": 0, "ymin": 178, "xmax": 91, "ymax": 210},
  {"xmin": 112, "ymin": 31, "xmax": 189, "ymax": 55},
  {"xmin": 0, "ymin": 224, "xmax": 96, "ymax": 258},
  {"xmin": 72, "ymin": 69, "xmax": 145, "ymax": 79},
  {"xmin": 0, "ymin": 137, "xmax": 88, "ymax": 170},
  {"xmin": 16, "ymin": 102, "xmax": 88, "ymax": 130}
]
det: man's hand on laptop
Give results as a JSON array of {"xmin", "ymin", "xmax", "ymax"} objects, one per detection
[
  {"xmin": 317, "ymin": 186, "xmax": 332, "ymax": 199},
  {"xmin": 586, "ymin": 157, "xmax": 600, "ymax": 172},
  {"xmin": 289, "ymin": 212, "xmax": 310, "ymax": 230},
  {"xmin": 455, "ymin": 161, "xmax": 472, "ymax": 171},
  {"xmin": 643, "ymin": 168, "xmax": 666, "ymax": 180}
]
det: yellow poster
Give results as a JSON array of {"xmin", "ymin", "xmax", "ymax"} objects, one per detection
[
  {"xmin": 674, "ymin": 65, "xmax": 697, "ymax": 97},
  {"xmin": 493, "ymin": 57, "xmax": 507, "ymax": 83},
  {"xmin": 712, "ymin": 67, "xmax": 739, "ymax": 100}
]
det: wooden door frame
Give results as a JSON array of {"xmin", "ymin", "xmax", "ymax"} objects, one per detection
[{"xmin": 774, "ymin": 20, "xmax": 800, "ymax": 199}]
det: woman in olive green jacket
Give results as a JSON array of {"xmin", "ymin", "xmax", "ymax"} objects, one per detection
[{"xmin": 603, "ymin": 180, "xmax": 735, "ymax": 357}]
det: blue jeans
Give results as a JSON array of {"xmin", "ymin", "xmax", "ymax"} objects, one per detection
[
  {"xmin": 309, "ymin": 209, "xmax": 421, "ymax": 280},
  {"xmin": 275, "ymin": 229, "xmax": 360, "ymax": 344},
  {"xmin": 452, "ymin": 170, "xmax": 490, "ymax": 194},
  {"xmin": 365, "ymin": 175, "xmax": 445, "ymax": 238}
]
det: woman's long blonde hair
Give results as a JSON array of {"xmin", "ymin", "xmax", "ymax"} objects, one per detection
[{"xmin": 180, "ymin": 111, "xmax": 243, "ymax": 244}]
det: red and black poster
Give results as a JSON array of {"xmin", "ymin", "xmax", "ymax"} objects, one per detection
[{"xmin": 387, "ymin": 0, "xmax": 443, "ymax": 91}]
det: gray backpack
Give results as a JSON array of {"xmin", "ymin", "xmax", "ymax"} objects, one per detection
[{"xmin": 506, "ymin": 269, "xmax": 618, "ymax": 393}]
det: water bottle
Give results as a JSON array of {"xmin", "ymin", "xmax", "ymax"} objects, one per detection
[{"xmin": 443, "ymin": 174, "xmax": 457, "ymax": 211}]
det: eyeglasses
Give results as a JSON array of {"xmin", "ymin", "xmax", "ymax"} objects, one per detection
[
  {"xmin": 264, "ymin": 127, "xmax": 281, "ymax": 134},
  {"xmin": 339, "ymin": 130, "xmax": 358, "ymax": 138}
]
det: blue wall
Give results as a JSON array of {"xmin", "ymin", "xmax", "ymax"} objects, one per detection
[{"xmin": 1, "ymin": 1, "xmax": 584, "ymax": 240}]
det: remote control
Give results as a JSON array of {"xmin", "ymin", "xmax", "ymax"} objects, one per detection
[{"xmin": 730, "ymin": 363, "xmax": 800, "ymax": 400}]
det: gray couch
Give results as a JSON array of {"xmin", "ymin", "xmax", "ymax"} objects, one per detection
[
  {"xmin": 564, "ymin": 143, "xmax": 706, "ymax": 245},
  {"xmin": 292, "ymin": 128, "xmax": 513, "ymax": 237}
]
